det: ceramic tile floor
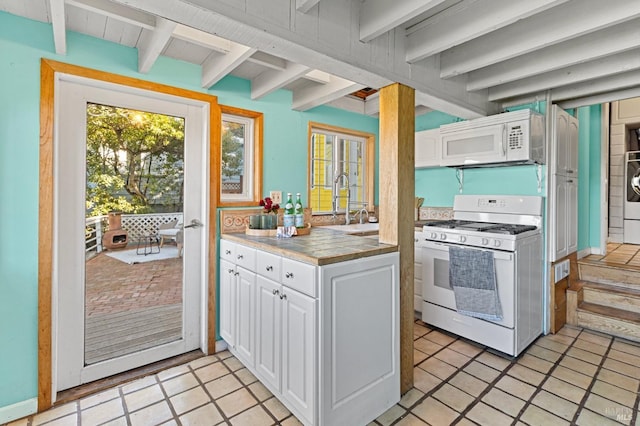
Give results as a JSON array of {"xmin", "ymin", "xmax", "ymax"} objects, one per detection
[{"xmin": 9, "ymin": 321, "xmax": 640, "ymax": 426}]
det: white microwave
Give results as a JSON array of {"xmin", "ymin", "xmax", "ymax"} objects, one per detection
[{"xmin": 439, "ymin": 109, "xmax": 545, "ymax": 168}]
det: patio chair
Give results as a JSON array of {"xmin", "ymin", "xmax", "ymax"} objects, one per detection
[{"xmin": 158, "ymin": 218, "xmax": 183, "ymax": 253}]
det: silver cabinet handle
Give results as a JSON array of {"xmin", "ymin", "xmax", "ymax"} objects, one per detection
[
  {"xmin": 237, "ymin": 254, "xmax": 243, "ymax": 260},
  {"xmin": 285, "ymin": 272, "xmax": 294, "ymax": 279},
  {"xmin": 225, "ymin": 249, "xmax": 231, "ymax": 255},
  {"xmin": 266, "ymin": 265, "xmax": 273, "ymax": 271},
  {"xmin": 234, "ymin": 271, "xmax": 239, "ymax": 276},
  {"xmin": 279, "ymin": 293, "xmax": 287, "ymax": 300},
  {"xmin": 227, "ymin": 269, "xmax": 234, "ymax": 274},
  {"xmin": 272, "ymin": 289, "xmax": 279, "ymax": 296}
]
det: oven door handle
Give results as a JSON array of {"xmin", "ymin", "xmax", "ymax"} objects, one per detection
[{"xmin": 426, "ymin": 241, "xmax": 513, "ymax": 261}]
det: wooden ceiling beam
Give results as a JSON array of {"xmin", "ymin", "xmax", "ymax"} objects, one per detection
[
  {"xmin": 138, "ymin": 17, "xmax": 176, "ymax": 73},
  {"xmin": 292, "ymin": 76, "xmax": 364, "ymax": 111},
  {"xmin": 66, "ymin": 0, "xmax": 155, "ymax": 29},
  {"xmin": 360, "ymin": 0, "xmax": 449, "ymax": 43},
  {"xmin": 439, "ymin": 0, "xmax": 640, "ymax": 78},
  {"xmin": 488, "ymin": 48, "xmax": 640, "ymax": 102},
  {"xmin": 50, "ymin": 0, "xmax": 67, "ymax": 55},
  {"xmin": 467, "ymin": 19, "xmax": 640, "ymax": 91},
  {"xmin": 202, "ymin": 44, "xmax": 257, "ymax": 88},
  {"xmin": 406, "ymin": 0, "xmax": 567, "ymax": 63},
  {"xmin": 251, "ymin": 62, "xmax": 310, "ymax": 99}
]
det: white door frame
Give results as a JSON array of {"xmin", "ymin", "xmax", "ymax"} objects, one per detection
[{"xmin": 52, "ymin": 74, "xmax": 210, "ymax": 395}]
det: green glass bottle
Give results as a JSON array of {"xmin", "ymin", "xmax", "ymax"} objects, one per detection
[
  {"xmin": 294, "ymin": 193, "xmax": 304, "ymax": 228},
  {"xmin": 283, "ymin": 193, "xmax": 295, "ymax": 227}
]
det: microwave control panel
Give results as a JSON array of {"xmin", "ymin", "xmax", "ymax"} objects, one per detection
[{"xmin": 507, "ymin": 124, "xmax": 524, "ymax": 150}]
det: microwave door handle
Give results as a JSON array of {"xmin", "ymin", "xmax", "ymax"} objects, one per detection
[{"xmin": 502, "ymin": 124, "xmax": 507, "ymax": 157}]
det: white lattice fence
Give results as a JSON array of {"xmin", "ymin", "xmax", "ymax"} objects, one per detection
[{"xmin": 121, "ymin": 213, "xmax": 182, "ymax": 240}]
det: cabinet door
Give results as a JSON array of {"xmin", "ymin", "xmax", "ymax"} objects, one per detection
[
  {"xmin": 415, "ymin": 128, "xmax": 440, "ymax": 168},
  {"xmin": 235, "ymin": 267, "xmax": 256, "ymax": 367},
  {"xmin": 567, "ymin": 178, "xmax": 578, "ymax": 254},
  {"xmin": 281, "ymin": 286, "xmax": 316, "ymax": 424},
  {"xmin": 219, "ymin": 259, "xmax": 236, "ymax": 347},
  {"xmin": 554, "ymin": 178, "xmax": 568, "ymax": 260},
  {"xmin": 554, "ymin": 108, "xmax": 569, "ymax": 175},
  {"xmin": 255, "ymin": 275, "xmax": 281, "ymax": 391},
  {"xmin": 567, "ymin": 115, "xmax": 579, "ymax": 177}
]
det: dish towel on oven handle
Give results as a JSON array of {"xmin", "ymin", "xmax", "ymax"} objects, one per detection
[{"xmin": 449, "ymin": 246, "xmax": 503, "ymax": 321}]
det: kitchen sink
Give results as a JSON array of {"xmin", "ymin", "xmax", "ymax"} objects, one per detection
[{"xmin": 320, "ymin": 222, "xmax": 379, "ymax": 236}]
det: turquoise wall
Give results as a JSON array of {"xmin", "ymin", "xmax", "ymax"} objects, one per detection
[{"xmin": 0, "ymin": 11, "xmax": 377, "ymax": 411}]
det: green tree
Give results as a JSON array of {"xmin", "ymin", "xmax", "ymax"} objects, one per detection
[
  {"xmin": 221, "ymin": 121, "xmax": 244, "ymax": 180},
  {"xmin": 86, "ymin": 104, "xmax": 185, "ymax": 216}
]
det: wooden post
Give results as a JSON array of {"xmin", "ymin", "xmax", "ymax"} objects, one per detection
[{"xmin": 378, "ymin": 83, "xmax": 415, "ymax": 394}]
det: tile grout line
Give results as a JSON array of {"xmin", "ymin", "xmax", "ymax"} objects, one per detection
[
  {"xmin": 154, "ymin": 372, "xmax": 182, "ymax": 425},
  {"xmin": 512, "ymin": 330, "xmax": 580, "ymax": 424},
  {"xmin": 187, "ymin": 355, "xmax": 233, "ymax": 425}
]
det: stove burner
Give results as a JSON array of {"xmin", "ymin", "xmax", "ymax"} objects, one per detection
[
  {"xmin": 424, "ymin": 220, "xmax": 538, "ymax": 235},
  {"xmin": 423, "ymin": 220, "xmax": 474, "ymax": 229},
  {"xmin": 489, "ymin": 224, "xmax": 538, "ymax": 235}
]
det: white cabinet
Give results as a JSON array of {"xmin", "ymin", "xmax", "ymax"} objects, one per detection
[
  {"xmin": 219, "ymin": 237, "xmax": 400, "ymax": 426},
  {"xmin": 219, "ymin": 240, "xmax": 256, "ymax": 367},
  {"xmin": 415, "ymin": 128, "xmax": 441, "ymax": 168},
  {"xmin": 254, "ymin": 251, "xmax": 315, "ymax": 424},
  {"xmin": 550, "ymin": 106, "xmax": 579, "ymax": 261},
  {"xmin": 414, "ymin": 231, "xmax": 424, "ymax": 312}
]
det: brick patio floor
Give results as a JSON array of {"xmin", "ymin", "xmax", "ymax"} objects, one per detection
[{"xmin": 85, "ymin": 250, "xmax": 183, "ymax": 316}]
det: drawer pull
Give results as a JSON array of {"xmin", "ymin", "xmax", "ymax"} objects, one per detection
[
  {"xmin": 285, "ymin": 272, "xmax": 294, "ymax": 279},
  {"xmin": 237, "ymin": 254, "xmax": 244, "ymax": 260},
  {"xmin": 227, "ymin": 269, "xmax": 234, "ymax": 274},
  {"xmin": 234, "ymin": 271, "xmax": 240, "ymax": 276},
  {"xmin": 272, "ymin": 289, "xmax": 279, "ymax": 296},
  {"xmin": 225, "ymin": 249, "xmax": 231, "ymax": 255},
  {"xmin": 266, "ymin": 265, "xmax": 273, "ymax": 271},
  {"xmin": 280, "ymin": 293, "xmax": 287, "ymax": 300}
]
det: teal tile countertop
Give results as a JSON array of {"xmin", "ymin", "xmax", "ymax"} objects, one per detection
[{"xmin": 221, "ymin": 227, "xmax": 397, "ymax": 265}]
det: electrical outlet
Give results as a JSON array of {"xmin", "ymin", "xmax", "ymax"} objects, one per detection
[{"xmin": 270, "ymin": 190, "xmax": 282, "ymax": 204}]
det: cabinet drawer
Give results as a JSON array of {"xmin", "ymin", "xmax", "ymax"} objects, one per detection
[
  {"xmin": 256, "ymin": 250, "xmax": 281, "ymax": 281},
  {"xmin": 234, "ymin": 244, "xmax": 256, "ymax": 271},
  {"xmin": 282, "ymin": 258, "xmax": 316, "ymax": 298},
  {"xmin": 220, "ymin": 239, "xmax": 236, "ymax": 262}
]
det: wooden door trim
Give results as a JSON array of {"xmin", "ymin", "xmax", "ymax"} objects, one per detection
[{"xmin": 38, "ymin": 59, "xmax": 220, "ymax": 410}]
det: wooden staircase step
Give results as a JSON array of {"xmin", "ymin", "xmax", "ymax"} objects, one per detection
[
  {"xmin": 578, "ymin": 261, "xmax": 640, "ymax": 290},
  {"xmin": 577, "ymin": 302, "xmax": 640, "ymax": 343},
  {"xmin": 581, "ymin": 281, "xmax": 640, "ymax": 314}
]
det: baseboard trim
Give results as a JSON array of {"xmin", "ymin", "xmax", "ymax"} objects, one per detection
[
  {"xmin": 0, "ymin": 397, "xmax": 37, "ymax": 424},
  {"xmin": 215, "ymin": 339, "xmax": 228, "ymax": 352},
  {"xmin": 578, "ymin": 247, "xmax": 593, "ymax": 259}
]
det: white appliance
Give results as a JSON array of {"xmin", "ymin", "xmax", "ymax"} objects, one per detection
[
  {"xmin": 420, "ymin": 195, "xmax": 543, "ymax": 356},
  {"xmin": 624, "ymin": 150, "xmax": 640, "ymax": 244},
  {"xmin": 439, "ymin": 109, "xmax": 545, "ymax": 168}
]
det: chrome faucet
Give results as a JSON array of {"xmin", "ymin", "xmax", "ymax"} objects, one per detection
[
  {"xmin": 333, "ymin": 172, "xmax": 351, "ymax": 225},
  {"xmin": 357, "ymin": 207, "xmax": 369, "ymax": 224}
]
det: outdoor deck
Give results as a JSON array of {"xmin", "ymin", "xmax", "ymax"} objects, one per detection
[{"xmin": 85, "ymin": 248, "xmax": 183, "ymax": 365}]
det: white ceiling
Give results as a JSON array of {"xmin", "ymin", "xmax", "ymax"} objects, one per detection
[{"xmin": 2, "ymin": 0, "xmax": 640, "ymax": 118}]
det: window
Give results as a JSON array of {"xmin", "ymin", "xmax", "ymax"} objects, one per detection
[
  {"xmin": 309, "ymin": 123, "xmax": 374, "ymax": 215},
  {"xmin": 220, "ymin": 105, "xmax": 263, "ymax": 205}
]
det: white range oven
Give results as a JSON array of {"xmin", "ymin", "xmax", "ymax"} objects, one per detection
[{"xmin": 420, "ymin": 195, "xmax": 543, "ymax": 356}]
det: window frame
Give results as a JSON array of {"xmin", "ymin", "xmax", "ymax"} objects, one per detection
[
  {"xmin": 307, "ymin": 122, "xmax": 375, "ymax": 215},
  {"xmin": 218, "ymin": 105, "xmax": 263, "ymax": 206}
]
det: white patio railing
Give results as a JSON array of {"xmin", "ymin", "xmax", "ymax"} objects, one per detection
[{"xmin": 86, "ymin": 212, "xmax": 182, "ymax": 255}]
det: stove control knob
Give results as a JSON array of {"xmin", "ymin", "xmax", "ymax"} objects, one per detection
[
  {"xmin": 440, "ymin": 233, "xmax": 447, "ymax": 240},
  {"xmin": 493, "ymin": 240, "xmax": 501, "ymax": 247},
  {"xmin": 430, "ymin": 232, "xmax": 438, "ymax": 239},
  {"xmin": 459, "ymin": 235, "xmax": 466, "ymax": 243},
  {"xmin": 481, "ymin": 238, "xmax": 489, "ymax": 246}
]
